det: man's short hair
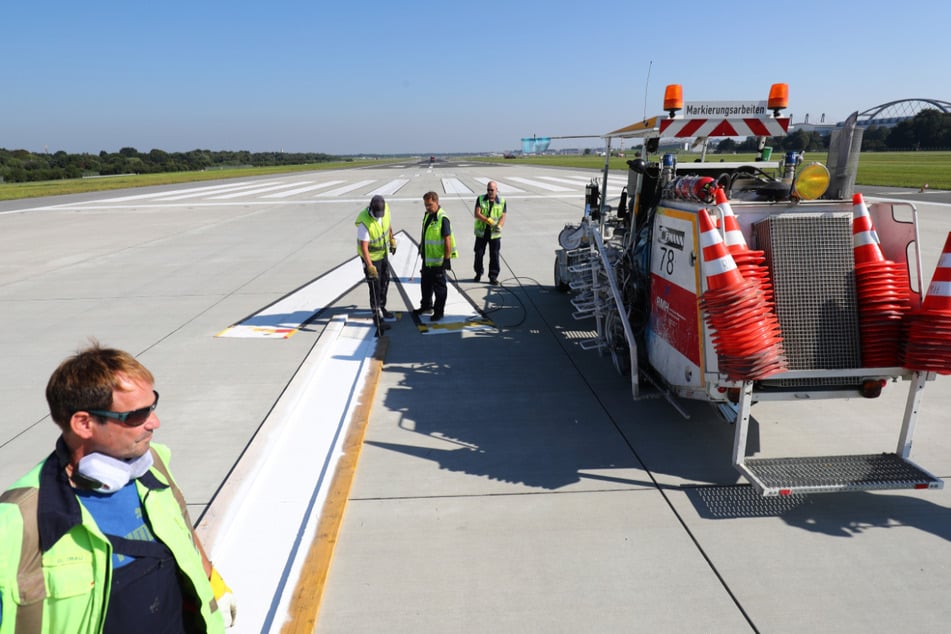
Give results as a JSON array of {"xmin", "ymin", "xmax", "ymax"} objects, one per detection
[
  {"xmin": 423, "ymin": 191, "xmax": 439, "ymax": 203},
  {"xmin": 46, "ymin": 341, "xmax": 154, "ymax": 428}
]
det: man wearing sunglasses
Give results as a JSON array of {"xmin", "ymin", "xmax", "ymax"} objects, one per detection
[
  {"xmin": 0, "ymin": 343, "xmax": 236, "ymax": 632},
  {"xmin": 472, "ymin": 181, "xmax": 507, "ymax": 285}
]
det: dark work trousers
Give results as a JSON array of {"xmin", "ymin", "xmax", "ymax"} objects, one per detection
[
  {"xmin": 104, "ymin": 534, "xmax": 191, "ymax": 634},
  {"xmin": 420, "ymin": 265, "xmax": 448, "ymax": 314},
  {"xmin": 473, "ymin": 231, "xmax": 501, "ymax": 281},
  {"xmin": 364, "ymin": 258, "xmax": 390, "ymax": 311}
]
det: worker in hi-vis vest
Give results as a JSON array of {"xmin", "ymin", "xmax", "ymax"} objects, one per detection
[
  {"xmin": 0, "ymin": 344, "xmax": 236, "ymax": 633},
  {"xmin": 355, "ymin": 194, "xmax": 397, "ymax": 328},
  {"xmin": 472, "ymin": 180, "xmax": 506, "ymax": 285},
  {"xmin": 414, "ymin": 191, "xmax": 457, "ymax": 322}
]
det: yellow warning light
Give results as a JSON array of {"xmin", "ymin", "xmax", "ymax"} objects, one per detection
[
  {"xmin": 794, "ymin": 162, "xmax": 830, "ymax": 200},
  {"xmin": 768, "ymin": 83, "xmax": 789, "ymax": 115},
  {"xmin": 664, "ymin": 84, "xmax": 683, "ymax": 118}
]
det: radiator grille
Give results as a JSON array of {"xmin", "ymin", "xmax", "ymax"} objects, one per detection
[{"xmin": 754, "ymin": 214, "xmax": 861, "ymax": 384}]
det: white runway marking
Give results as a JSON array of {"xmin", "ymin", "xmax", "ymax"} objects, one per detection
[
  {"xmin": 261, "ymin": 180, "xmax": 345, "ymax": 198},
  {"xmin": 474, "ymin": 177, "xmax": 527, "ymax": 194},
  {"xmin": 216, "ymin": 232, "xmax": 493, "ymax": 338},
  {"xmin": 507, "ymin": 176, "xmax": 574, "ymax": 192},
  {"xmin": 155, "ymin": 179, "xmax": 289, "ymax": 201},
  {"xmin": 316, "ymin": 180, "xmax": 376, "ymax": 197},
  {"xmin": 442, "ymin": 178, "xmax": 474, "ymax": 195},
  {"xmin": 368, "ymin": 179, "xmax": 410, "ymax": 196},
  {"xmin": 210, "ymin": 181, "xmax": 315, "ymax": 199}
]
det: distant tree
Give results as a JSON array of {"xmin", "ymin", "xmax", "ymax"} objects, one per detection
[{"xmin": 714, "ymin": 138, "xmax": 737, "ymax": 153}]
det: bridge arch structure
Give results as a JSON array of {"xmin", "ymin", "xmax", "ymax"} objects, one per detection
[{"xmin": 857, "ymin": 98, "xmax": 951, "ymax": 128}]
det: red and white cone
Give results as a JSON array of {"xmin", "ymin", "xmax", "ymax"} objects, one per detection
[
  {"xmin": 852, "ymin": 193, "xmax": 885, "ymax": 268},
  {"xmin": 698, "ymin": 208, "xmax": 787, "ymax": 380},
  {"xmin": 904, "ymin": 232, "xmax": 951, "ymax": 374},
  {"xmin": 851, "ymin": 192, "xmax": 911, "ymax": 367},
  {"xmin": 714, "ymin": 187, "xmax": 774, "ymax": 304}
]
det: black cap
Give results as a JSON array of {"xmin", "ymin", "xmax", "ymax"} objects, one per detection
[{"xmin": 369, "ymin": 195, "xmax": 386, "ymax": 214}]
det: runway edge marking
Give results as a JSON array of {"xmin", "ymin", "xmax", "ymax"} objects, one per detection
[{"xmin": 280, "ymin": 335, "xmax": 389, "ymax": 633}]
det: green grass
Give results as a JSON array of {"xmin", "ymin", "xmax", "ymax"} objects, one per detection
[
  {"xmin": 0, "ymin": 160, "xmax": 390, "ymax": 201},
  {"xmin": 2, "ymin": 152, "xmax": 948, "ymax": 201}
]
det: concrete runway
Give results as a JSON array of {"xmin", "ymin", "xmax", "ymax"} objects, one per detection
[{"xmin": 1, "ymin": 161, "xmax": 950, "ymax": 633}]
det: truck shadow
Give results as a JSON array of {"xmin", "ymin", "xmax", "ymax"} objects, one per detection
[{"xmin": 362, "ymin": 279, "xmax": 949, "ymax": 539}]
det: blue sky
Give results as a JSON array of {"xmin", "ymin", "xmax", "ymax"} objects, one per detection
[{"xmin": 4, "ymin": 0, "xmax": 947, "ymax": 156}]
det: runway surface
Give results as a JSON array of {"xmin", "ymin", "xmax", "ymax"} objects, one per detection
[{"xmin": 1, "ymin": 160, "xmax": 950, "ymax": 633}]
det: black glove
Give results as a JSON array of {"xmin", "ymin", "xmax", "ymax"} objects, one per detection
[{"xmin": 442, "ymin": 258, "xmax": 452, "ymax": 271}]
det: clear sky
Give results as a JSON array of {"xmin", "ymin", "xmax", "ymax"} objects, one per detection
[{"xmin": 4, "ymin": 0, "xmax": 947, "ymax": 156}]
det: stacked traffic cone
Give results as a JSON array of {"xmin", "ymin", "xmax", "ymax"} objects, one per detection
[
  {"xmin": 698, "ymin": 208, "xmax": 787, "ymax": 380},
  {"xmin": 903, "ymin": 232, "xmax": 951, "ymax": 374},
  {"xmin": 852, "ymin": 193, "xmax": 911, "ymax": 367},
  {"xmin": 714, "ymin": 187, "xmax": 774, "ymax": 304}
]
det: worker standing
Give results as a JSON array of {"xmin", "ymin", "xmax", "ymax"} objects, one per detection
[
  {"xmin": 356, "ymin": 194, "xmax": 397, "ymax": 328},
  {"xmin": 414, "ymin": 191, "xmax": 457, "ymax": 322},
  {"xmin": 0, "ymin": 343, "xmax": 236, "ymax": 632},
  {"xmin": 472, "ymin": 181, "xmax": 506, "ymax": 285}
]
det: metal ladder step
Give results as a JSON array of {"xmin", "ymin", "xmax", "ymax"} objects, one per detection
[{"xmin": 738, "ymin": 453, "xmax": 943, "ymax": 496}]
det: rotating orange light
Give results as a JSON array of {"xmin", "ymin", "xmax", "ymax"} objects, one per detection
[
  {"xmin": 768, "ymin": 83, "xmax": 789, "ymax": 114},
  {"xmin": 664, "ymin": 84, "xmax": 683, "ymax": 117}
]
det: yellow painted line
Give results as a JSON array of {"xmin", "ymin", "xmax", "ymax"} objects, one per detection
[{"xmin": 280, "ymin": 335, "xmax": 389, "ymax": 633}]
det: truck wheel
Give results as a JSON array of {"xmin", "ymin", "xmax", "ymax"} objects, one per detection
[{"xmin": 554, "ymin": 257, "xmax": 569, "ymax": 293}]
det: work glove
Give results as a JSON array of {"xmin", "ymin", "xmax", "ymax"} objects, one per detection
[
  {"xmin": 442, "ymin": 258, "xmax": 452, "ymax": 271},
  {"xmin": 389, "ymin": 237, "xmax": 397, "ymax": 255},
  {"xmin": 485, "ymin": 217, "xmax": 496, "ymax": 227},
  {"xmin": 210, "ymin": 567, "xmax": 237, "ymax": 628},
  {"xmin": 366, "ymin": 263, "xmax": 378, "ymax": 279}
]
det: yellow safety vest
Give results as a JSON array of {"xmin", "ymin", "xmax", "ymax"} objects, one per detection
[{"xmin": 355, "ymin": 204, "xmax": 391, "ymax": 262}]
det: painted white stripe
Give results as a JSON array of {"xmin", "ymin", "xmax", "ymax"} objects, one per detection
[
  {"xmin": 539, "ymin": 176, "xmax": 590, "ymax": 185},
  {"xmin": 101, "ymin": 180, "xmax": 263, "ymax": 202},
  {"xmin": 937, "ymin": 253, "xmax": 951, "ymax": 268},
  {"xmin": 316, "ymin": 180, "xmax": 376, "ymax": 197},
  {"xmin": 261, "ymin": 180, "xmax": 344, "ymax": 198},
  {"xmin": 156, "ymin": 179, "xmax": 288, "ymax": 201},
  {"xmin": 210, "ymin": 182, "xmax": 313, "ymax": 199},
  {"xmin": 442, "ymin": 178, "xmax": 474, "ymax": 194},
  {"xmin": 203, "ymin": 315, "xmax": 377, "ymax": 632},
  {"xmin": 217, "ymin": 258, "xmax": 365, "ymax": 337},
  {"xmin": 473, "ymin": 177, "xmax": 527, "ymax": 194},
  {"xmin": 368, "ymin": 179, "xmax": 409, "ymax": 196},
  {"xmin": 507, "ymin": 177, "xmax": 574, "ymax": 192},
  {"xmin": 539, "ymin": 176, "xmax": 627, "ymax": 192}
]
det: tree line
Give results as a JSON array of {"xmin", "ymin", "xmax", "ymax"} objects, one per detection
[
  {"xmin": 0, "ymin": 147, "xmax": 340, "ymax": 183},
  {"xmin": 714, "ymin": 108, "xmax": 951, "ymax": 154}
]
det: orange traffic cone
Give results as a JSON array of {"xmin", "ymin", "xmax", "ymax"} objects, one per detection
[
  {"xmin": 920, "ymin": 234, "xmax": 951, "ymax": 314},
  {"xmin": 698, "ymin": 207, "xmax": 744, "ymax": 291},
  {"xmin": 851, "ymin": 192, "xmax": 912, "ymax": 367},
  {"xmin": 852, "ymin": 193, "xmax": 885, "ymax": 267},
  {"xmin": 715, "ymin": 187, "xmax": 746, "ymax": 250},
  {"xmin": 904, "ymin": 232, "xmax": 951, "ymax": 374},
  {"xmin": 715, "ymin": 187, "xmax": 774, "ymax": 304},
  {"xmin": 698, "ymin": 208, "xmax": 787, "ymax": 380}
]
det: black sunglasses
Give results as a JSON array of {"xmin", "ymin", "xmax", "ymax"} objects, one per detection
[{"xmin": 88, "ymin": 391, "xmax": 160, "ymax": 427}]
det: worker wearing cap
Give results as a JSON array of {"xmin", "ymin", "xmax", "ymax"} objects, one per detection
[
  {"xmin": 356, "ymin": 194, "xmax": 397, "ymax": 324},
  {"xmin": 0, "ymin": 343, "xmax": 235, "ymax": 633},
  {"xmin": 472, "ymin": 181, "xmax": 506, "ymax": 285}
]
